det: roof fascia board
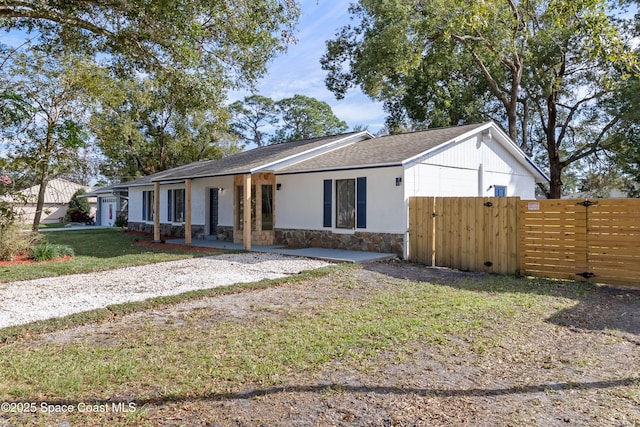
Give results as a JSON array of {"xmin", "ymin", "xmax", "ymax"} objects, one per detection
[{"xmin": 250, "ymin": 131, "xmax": 373, "ymax": 174}]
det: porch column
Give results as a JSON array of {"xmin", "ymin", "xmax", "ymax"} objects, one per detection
[
  {"xmin": 244, "ymin": 173, "xmax": 252, "ymax": 250},
  {"xmin": 153, "ymin": 181, "xmax": 161, "ymax": 242},
  {"xmin": 185, "ymin": 178, "xmax": 192, "ymax": 245}
]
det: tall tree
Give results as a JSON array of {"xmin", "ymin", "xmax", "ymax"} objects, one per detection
[
  {"xmin": 1, "ymin": 50, "xmax": 89, "ymax": 231},
  {"xmin": 229, "ymin": 95, "xmax": 279, "ymax": 146},
  {"xmin": 88, "ymin": 72, "xmax": 242, "ymax": 181},
  {"xmin": 273, "ymin": 94, "xmax": 348, "ymax": 143},
  {"xmin": 322, "ymin": 0, "xmax": 638, "ymax": 198},
  {"xmin": 0, "ymin": 1, "xmax": 299, "ymax": 83}
]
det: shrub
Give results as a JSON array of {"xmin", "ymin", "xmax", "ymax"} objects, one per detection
[
  {"xmin": 66, "ymin": 208, "xmax": 94, "ymax": 223},
  {"xmin": 30, "ymin": 242, "xmax": 75, "ymax": 262},
  {"xmin": 65, "ymin": 189, "xmax": 92, "ymax": 222},
  {"xmin": 114, "ymin": 211, "xmax": 128, "ymax": 228}
]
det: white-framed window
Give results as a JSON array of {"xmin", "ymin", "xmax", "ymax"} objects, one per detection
[{"xmin": 494, "ymin": 185, "xmax": 507, "ymax": 197}]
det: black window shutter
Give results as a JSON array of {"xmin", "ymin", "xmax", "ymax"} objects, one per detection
[
  {"xmin": 167, "ymin": 190, "xmax": 172, "ymax": 222},
  {"xmin": 323, "ymin": 179, "xmax": 332, "ymax": 227},
  {"xmin": 357, "ymin": 177, "xmax": 366, "ymax": 228}
]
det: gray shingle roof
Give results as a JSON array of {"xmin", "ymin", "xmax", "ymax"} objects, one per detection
[
  {"xmin": 150, "ymin": 132, "xmax": 361, "ymax": 182},
  {"xmin": 117, "ymin": 123, "xmax": 494, "ymax": 186},
  {"xmin": 276, "ymin": 123, "xmax": 488, "ymax": 173}
]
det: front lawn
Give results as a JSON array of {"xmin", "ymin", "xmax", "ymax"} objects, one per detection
[
  {"xmin": 0, "ymin": 229, "xmax": 225, "ymax": 283},
  {"xmin": 0, "ymin": 264, "xmax": 638, "ymax": 426}
]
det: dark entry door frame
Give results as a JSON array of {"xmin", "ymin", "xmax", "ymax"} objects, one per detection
[{"xmin": 209, "ymin": 188, "xmax": 219, "ymax": 236}]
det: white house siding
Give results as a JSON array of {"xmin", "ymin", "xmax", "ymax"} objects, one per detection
[
  {"xmin": 127, "ymin": 186, "xmax": 150, "ymax": 224},
  {"xmin": 129, "ymin": 177, "xmax": 233, "ymax": 237},
  {"xmin": 404, "ymin": 134, "xmax": 537, "ymax": 200},
  {"xmin": 190, "ymin": 176, "xmax": 233, "ymax": 231},
  {"xmin": 276, "ymin": 166, "xmax": 406, "ymax": 234}
]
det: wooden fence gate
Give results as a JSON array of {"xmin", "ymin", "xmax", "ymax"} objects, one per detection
[
  {"xmin": 408, "ymin": 197, "xmax": 520, "ymax": 274},
  {"xmin": 520, "ymin": 198, "xmax": 640, "ymax": 286}
]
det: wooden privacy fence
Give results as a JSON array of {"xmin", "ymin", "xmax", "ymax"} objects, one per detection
[{"xmin": 409, "ymin": 197, "xmax": 640, "ymax": 287}]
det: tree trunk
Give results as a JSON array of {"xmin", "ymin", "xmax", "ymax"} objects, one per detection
[
  {"xmin": 548, "ymin": 161, "xmax": 563, "ymax": 199},
  {"xmin": 546, "ymin": 93, "xmax": 563, "ymax": 199},
  {"xmin": 32, "ymin": 163, "xmax": 50, "ymax": 232}
]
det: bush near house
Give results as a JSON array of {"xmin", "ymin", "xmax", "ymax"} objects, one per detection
[{"xmin": 65, "ymin": 189, "xmax": 93, "ymax": 223}]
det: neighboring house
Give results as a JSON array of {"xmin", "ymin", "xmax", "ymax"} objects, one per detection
[
  {"xmin": 123, "ymin": 122, "xmax": 549, "ymax": 258},
  {"xmin": 2, "ymin": 178, "xmax": 96, "ymax": 224},
  {"xmin": 82, "ymin": 185, "xmax": 128, "ymax": 227}
]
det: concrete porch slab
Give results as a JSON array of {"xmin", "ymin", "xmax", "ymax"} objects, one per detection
[{"xmin": 165, "ymin": 238, "xmax": 397, "ymax": 264}]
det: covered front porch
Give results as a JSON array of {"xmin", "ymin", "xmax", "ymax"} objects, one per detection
[{"xmin": 149, "ymin": 172, "xmax": 275, "ymax": 250}]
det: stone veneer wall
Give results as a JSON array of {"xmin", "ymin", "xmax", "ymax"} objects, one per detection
[
  {"xmin": 216, "ymin": 226, "xmax": 234, "ymax": 242},
  {"xmin": 128, "ymin": 222, "xmax": 205, "ymax": 239},
  {"xmin": 274, "ymin": 228, "xmax": 404, "ymax": 256}
]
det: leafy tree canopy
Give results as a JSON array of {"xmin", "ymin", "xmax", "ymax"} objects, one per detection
[
  {"xmin": 87, "ymin": 71, "xmax": 242, "ymax": 182},
  {"xmin": 322, "ymin": 0, "xmax": 639, "ymax": 198},
  {"xmin": 230, "ymin": 94, "xmax": 349, "ymax": 145},
  {"xmin": 0, "ymin": 0, "xmax": 300, "ymax": 85},
  {"xmin": 0, "ymin": 49, "xmax": 90, "ymax": 230}
]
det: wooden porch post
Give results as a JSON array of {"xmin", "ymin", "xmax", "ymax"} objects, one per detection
[
  {"xmin": 185, "ymin": 178, "xmax": 192, "ymax": 245},
  {"xmin": 244, "ymin": 173, "xmax": 252, "ymax": 250},
  {"xmin": 153, "ymin": 181, "xmax": 161, "ymax": 242}
]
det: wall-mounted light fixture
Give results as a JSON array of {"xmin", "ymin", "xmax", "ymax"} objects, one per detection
[
  {"xmin": 395, "ymin": 177, "xmax": 402, "ymax": 186},
  {"xmin": 218, "ymin": 187, "xmax": 224, "ymax": 192},
  {"xmin": 276, "ymin": 183, "xmax": 282, "ymax": 191}
]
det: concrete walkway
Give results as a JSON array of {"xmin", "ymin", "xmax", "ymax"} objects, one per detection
[{"xmin": 166, "ymin": 238, "xmax": 398, "ymax": 264}]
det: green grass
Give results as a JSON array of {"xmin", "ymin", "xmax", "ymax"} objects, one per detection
[
  {"xmin": 0, "ymin": 228, "xmax": 227, "ymax": 283},
  {"xmin": 0, "ymin": 268, "xmax": 636, "ymax": 426},
  {"xmin": 0, "ymin": 272, "xmax": 578, "ymax": 400}
]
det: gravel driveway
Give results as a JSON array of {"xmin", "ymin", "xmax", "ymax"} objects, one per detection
[{"xmin": 0, "ymin": 253, "xmax": 330, "ymax": 329}]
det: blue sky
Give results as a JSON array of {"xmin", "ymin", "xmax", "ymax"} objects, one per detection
[{"xmin": 230, "ymin": 0, "xmax": 387, "ymax": 133}]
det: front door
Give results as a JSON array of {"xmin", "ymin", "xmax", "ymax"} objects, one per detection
[{"xmin": 209, "ymin": 188, "xmax": 219, "ymax": 235}]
